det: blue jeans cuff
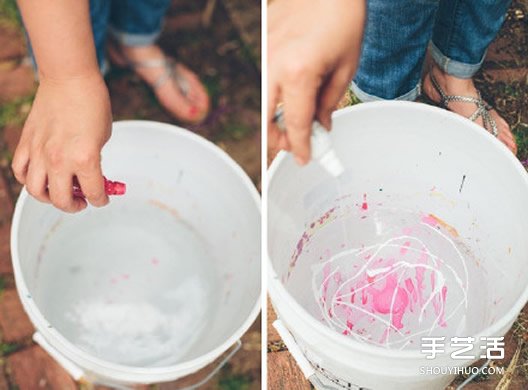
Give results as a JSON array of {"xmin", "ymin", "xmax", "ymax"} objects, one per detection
[
  {"xmin": 350, "ymin": 81, "xmax": 421, "ymax": 102},
  {"xmin": 429, "ymin": 41, "xmax": 484, "ymax": 79},
  {"xmin": 108, "ymin": 26, "xmax": 161, "ymax": 47}
]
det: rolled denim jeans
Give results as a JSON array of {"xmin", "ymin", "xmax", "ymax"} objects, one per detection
[
  {"xmin": 352, "ymin": 0, "xmax": 512, "ymax": 101},
  {"xmin": 25, "ymin": 0, "xmax": 171, "ymax": 75}
]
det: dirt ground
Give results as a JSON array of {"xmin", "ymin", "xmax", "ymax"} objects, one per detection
[{"xmin": 0, "ymin": 0, "xmax": 261, "ymax": 389}]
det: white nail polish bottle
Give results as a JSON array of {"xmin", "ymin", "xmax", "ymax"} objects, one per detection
[
  {"xmin": 310, "ymin": 121, "xmax": 345, "ymax": 177},
  {"xmin": 274, "ymin": 108, "xmax": 345, "ymax": 177}
]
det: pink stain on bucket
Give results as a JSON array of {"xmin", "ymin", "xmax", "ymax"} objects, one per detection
[
  {"xmin": 369, "ymin": 274, "xmax": 409, "ymax": 330},
  {"xmin": 432, "ymin": 286, "xmax": 448, "ymax": 328},
  {"xmin": 361, "ymin": 193, "xmax": 368, "ymax": 211},
  {"xmin": 312, "ymin": 230, "xmax": 459, "ymax": 347},
  {"xmin": 320, "ymin": 259, "xmax": 450, "ymax": 342},
  {"xmin": 400, "ymin": 241, "xmax": 411, "ymax": 255},
  {"xmin": 292, "ymin": 201, "xmax": 469, "ymax": 349}
]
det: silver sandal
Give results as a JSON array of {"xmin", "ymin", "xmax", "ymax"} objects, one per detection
[
  {"xmin": 429, "ymin": 73, "xmax": 499, "ymax": 137},
  {"xmin": 126, "ymin": 57, "xmax": 190, "ymax": 98}
]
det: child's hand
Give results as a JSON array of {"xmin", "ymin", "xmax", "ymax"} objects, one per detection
[
  {"xmin": 268, "ymin": 0, "xmax": 366, "ymax": 164},
  {"xmin": 12, "ymin": 73, "xmax": 112, "ymax": 213}
]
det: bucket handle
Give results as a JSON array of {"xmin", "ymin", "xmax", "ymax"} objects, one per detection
[
  {"xmin": 273, "ymin": 320, "xmax": 315, "ymax": 379},
  {"xmin": 33, "ymin": 331, "xmax": 242, "ymax": 389},
  {"xmin": 176, "ymin": 339, "xmax": 242, "ymax": 390},
  {"xmin": 274, "ymin": 320, "xmax": 491, "ymax": 390},
  {"xmin": 33, "ymin": 332, "xmax": 84, "ymax": 381},
  {"xmin": 274, "ymin": 320, "xmax": 365, "ymax": 390}
]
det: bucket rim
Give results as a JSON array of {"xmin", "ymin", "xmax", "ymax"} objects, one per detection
[
  {"xmin": 11, "ymin": 120, "xmax": 262, "ymax": 381},
  {"xmin": 267, "ymin": 100, "xmax": 528, "ymax": 359}
]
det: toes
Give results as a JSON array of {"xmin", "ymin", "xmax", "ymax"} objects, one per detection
[
  {"xmin": 177, "ymin": 65, "xmax": 210, "ymax": 116},
  {"xmin": 158, "ymin": 64, "xmax": 210, "ymax": 123},
  {"xmin": 501, "ymin": 136, "xmax": 517, "ymax": 155},
  {"xmin": 491, "ymin": 109, "xmax": 517, "ymax": 154},
  {"xmin": 499, "ymin": 130, "xmax": 517, "ymax": 155}
]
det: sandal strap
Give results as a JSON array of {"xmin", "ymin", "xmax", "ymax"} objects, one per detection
[
  {"xmin": 128, "ymin": 58, "xmax": 170, "ymax": 68},
  {"xmin": 429, "ymin": 73, "xmax": 499, "ymax": 137},
  {"xmin": 126, "ymin": 56, "xmax": 190, "ymax": 97},
  {"xmin": 152, "ymin": 59, "xmax": 190, "ymax": 97},
  {"xmin": 479, "ymin": 104, "xmax": 499, "ymax": 137}
]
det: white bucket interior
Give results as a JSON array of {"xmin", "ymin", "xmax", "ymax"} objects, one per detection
[
  {"xmin": 268, "ymin": 102, "xmax": 528, "ymax": 383},
  {"xmin": 12, "ymin": 121, "xmax": 260, "ymax": 380},
  {"xmin": 297, "ymin": 205, "xmax": 485, "ymax": 348}
]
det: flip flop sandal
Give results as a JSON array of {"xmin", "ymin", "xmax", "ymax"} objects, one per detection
[
  {"xmin": 124, "ymin": 57, "xmax": 191, "ymax": 99},
  {"xmin": 107, "ymin": 42, "xmax": 208, "ymax": 122},
  {"xmin": 425, "ymin": 73, "xmax": 499, "ymax": 137}
]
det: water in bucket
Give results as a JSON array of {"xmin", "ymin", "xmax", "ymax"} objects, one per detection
[
  {"xmin": 33, "ymin": 199, "xmax": 219, "ymax": 367},
  {"xmin": 285, "ymin": 191, "xmax": 488, "ymax": 350}
]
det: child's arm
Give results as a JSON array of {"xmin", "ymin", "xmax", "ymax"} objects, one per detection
[
  {"xmin": 12, "ymin": 0, "xmax": 111, "ymax": 213},
  {"xmin": 267, "ymin": 0, "xmax": 366, "ymax": 164}
]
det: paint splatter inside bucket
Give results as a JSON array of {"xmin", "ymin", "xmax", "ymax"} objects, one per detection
[{"xmin": 287, "ymin": 195, "xmax": 487, "ymax": 350}]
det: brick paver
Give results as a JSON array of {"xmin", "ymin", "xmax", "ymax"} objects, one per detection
[
  {"xmin": 6, "ymin": 346, "xmax": 77, "ymax": 390},
  {"xmin": 3, "ymin": 124, "xmax": 23, "ymax": 157},
  {"xmin": 267, "ymin": 351, "xmax": 311, "ymax": 390},
  {"xmin": 0, "ymin": 377, "xmax": 7, "ymax": 390},
  {"xmin": 0, "ymin": 159, "xmax": 15, "ymax": 276},
  {"xmin": 0, "ymin": 24, "xmax": 34, "ymax": 103},
  {"xmin": 0, "ymin": 173, "xmax": 14, "ymax": 225},
  {"xmin": 0, "ymin": 289, "xmax": 34, "ymax": 343},
  {"xmin": 0, "ymin": 172, "xmax": 14, "ymax": 278},
  {"xmin": 0, "ymin": 223, "xmax": 12, "ymax": 275},
  {"xmin": 0, "ymin": 63, "xmax": 35, "ymax": 104},
  {"xmin": 0, "ymin": 362, "xmax": 8, "ymax": 390},
  {"xmin": 267, "ymin": 299, "xmax": 311, "ymax": 389},
  {"xmin": 0, "ymin": 26, "xmax": 26, "ymax": 61}
]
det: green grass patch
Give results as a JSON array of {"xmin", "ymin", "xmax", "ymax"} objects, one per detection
[
  {"xmin": 0, "ymin": 0, "xmax": 21, "ymax": 28},
  {"xmin": 0, "ymin": 275, "xmax": 5, "ymax": 293},
  {"xmin": 0, "ymin": 95, "xmax": 33, "ymax": 129},
  {"xmin": 515, "ymin": 123, "xmax": 528, "ymax": 162},
  {"xmin": 0, "ymin": 342, "xmax": 20, "ymax": 356},
  {"xmin": 219, "ymin": 374, "xmax": 252, "ymax": 390},
  {"xmin": 203, "ymin": 75, "xmax": 221, "ymax": 105}
]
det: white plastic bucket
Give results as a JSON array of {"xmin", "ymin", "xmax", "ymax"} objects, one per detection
[
  {"xmin": 11, "ymin": 121, "xmax": 261, "ymax": 387},
  {"xmin": 268, "ymin": 101, "xmax": 528, "ymax": 390}
]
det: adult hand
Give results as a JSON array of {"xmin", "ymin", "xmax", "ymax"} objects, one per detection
[
  {"xmin": 12, "ymin": 72, "xmax": 112, "ymax": 212},
  {"xmin": 268, "ymin": 0, "xmax": 366, "ymax": 164}
]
